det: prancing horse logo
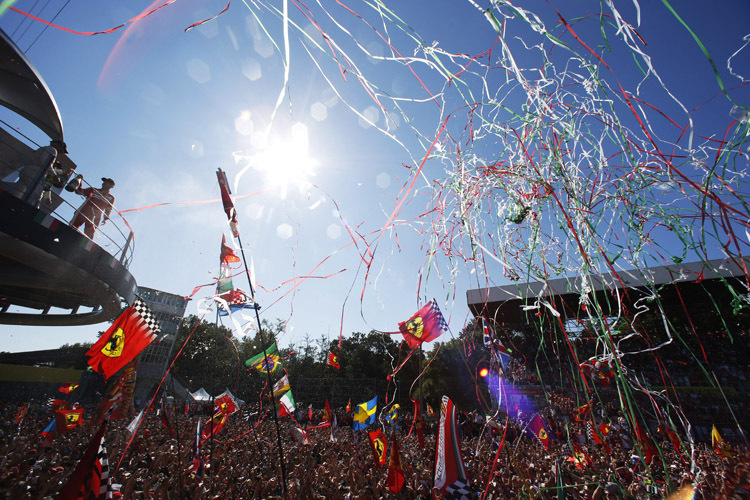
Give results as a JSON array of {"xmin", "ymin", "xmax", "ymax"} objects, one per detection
[
  {"xmin": 406, "ymin": 316, "xmax": 425, "ymax": 339},
  {"xmin": 102, "ymin": 328, "xmax": 125, "ymax": 357}
]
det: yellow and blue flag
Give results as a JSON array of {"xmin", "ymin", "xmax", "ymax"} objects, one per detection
[
  {"xmin": 353, "ymin": 396, "xmax": 377, "ymax": 430},
  {"xmin": 385, "ymin": 404, "xmax": 400, "ymax": 427}
]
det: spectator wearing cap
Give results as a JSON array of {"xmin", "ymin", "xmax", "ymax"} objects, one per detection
[{"xmin": 70, "ymin": 177, "xmax": 115, "ymax": 239}]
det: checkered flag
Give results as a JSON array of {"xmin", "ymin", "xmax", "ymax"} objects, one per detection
[
  {"xmin": 98, "ymin": 437, "xmax": 114, "ymax": 499},
  {"xmin": 445, "ymin": 479, "xmax": 475, "ymax": 499},
  {"xmin": 133, "ymin": 298, "xmax": 161, "ymax": 337},
  {"xmin": 586, "ymin": 419, "xmax": 594, "ymax": 442}
]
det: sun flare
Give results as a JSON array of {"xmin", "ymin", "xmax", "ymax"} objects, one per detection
[{"xmin": 253, "ymin": 123, "xmax": 316, "ymax": 198}]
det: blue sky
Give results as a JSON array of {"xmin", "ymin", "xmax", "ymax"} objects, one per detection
[{"xmin": 1, "ymin": 0, "xmax": 748, "ymax": 353}]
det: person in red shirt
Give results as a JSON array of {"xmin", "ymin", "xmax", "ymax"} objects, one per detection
[{"xmin": 70, "ymin": 177, "xmax": 115, "ymax": 239}]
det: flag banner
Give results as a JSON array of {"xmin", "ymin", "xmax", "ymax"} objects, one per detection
[
  {"xmin": 55, "ymin": 408, "xmax": 84, "ymax": 433},
  {"xmin": 86, "ymin": 298, "xmax": 161, "ymax": 380},
  {"xmin": 216, "ymin": 288, "xmax": 259, "ymax": 316},
  {"xmin": 567, "ymin": 441, "xmax": 592, "ymax": 470},
  {"xmin": 15, "ymin": 403, "xmax": 29, "ymax": 424},
  {"xmin": 580, "ymin": 358, "xmax": 614, "ymax": 386},
  {"xmin": 712, "ymin": 425, "xmax": 732, "ymax": 458},
  {"xmin": 323, "ymin": 399, "xmax": 332, "ymax": 422},
  {"xmin": 481, "ymin": 317, "xmax": 493, "ymax": 348},
  {"xmin": 217, "ymin": 168, "xmax": 239, "ymax": 237},
  {"xmin": 387, "ymin": 430, "xmax": 405, "ymax": 493},
  {"xmin": 127, "ymin": 409, "xmax": 144, "ymax": 435},
  {"xmin": 279, "ymin": 390, "xmax": 296, "ymax": 417},
  {"xmin": 573, "ymin": 401, "xmax": 592, "ymax": 422},
  {"xmin": 216, "ymin": 263, "xmax": 235, "ymax": 294},
  {"xmin": 215, "ymin": 390, "xmax": 239, "ymax": 415},
  {"xmin": 41, "ymin": 419, "xmax": 56, "ymax": 443},
  {"xmin": 346, "ymin": 399, "xmax": 351, "ymax": 412},
  {"xmin": 246, "ymin": 343, "xmax": 283, "ymax": 374},
  {"xmin": 398, "ymin": 299, "xmax": 449, "ymax": 348},
  {"xmin": 220, "ymin": 234, "xmax": 240, "ymax": 264},
  {"xmin": 49, "ymin": 399, "xmax": 70, "ymax": 413},
  {"xmin": 58, "ymin": 383, "xmax": 79, "ymax": 394},
  {"xmin": 57, "ymin": 422, "xmax": 109, "ymax": 500},
  {"xmin": 434, "ymin": 396, "xmax": 473, "ymax": 498},
  {"xmin": 408, "ymin": 399, "xmax": 425, "ymax": 448},
  {"xmin": 327, "ymin": 351, "xmax": 341, "ymax": 369},
  {"xmin": 353, "ymin": 396, "xmax": 377, "ymax": 431},
  {"xmin": 160, "ymin": 402, "xmax": 176, "ymax": 437},
  {"xmin": 112, "ymin": 359, "xmax": 137, "ymax": 420},
  {"xmin": 202, "ymin": 411, "xmax": 229, "ymax": 441},
  {"xmin": 427, "ymin": 403, "xmax": 435, "ymax": 417},
  {"xmin": 634, "ymin": 419, "xmax": 659, "ymax": 464},
  {"xmin": 272, "ymin": 374, "xmax": 291, "ymax": 397},
  {"xmin": 528, "ymin": 414, "xmax": 551, "ymax": 451},
  {"xmin": 385, "ymin": 404, "xmax": 400, "ymax": 427},
  {"xmin": 368, "ymin": 429, "xmax": 388, "ymax": 466}
]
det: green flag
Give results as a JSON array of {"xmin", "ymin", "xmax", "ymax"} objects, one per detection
[{"xmin": 245, "ymin": 343, "xmax": 282, "ymax": 374}]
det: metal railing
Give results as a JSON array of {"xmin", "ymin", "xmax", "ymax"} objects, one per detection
[{"xmin": 0, "ymin": 123, "xmax": 135, "ymax": 267}]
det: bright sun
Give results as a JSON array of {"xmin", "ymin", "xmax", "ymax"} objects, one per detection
[{"xmin": 253, "ymin": 123, "xmax": 316, "ymax": 198}]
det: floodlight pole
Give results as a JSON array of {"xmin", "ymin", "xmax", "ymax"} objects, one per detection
[{"xmin": 236, "ymin": 232, "xmax": 288, "ymax": 496}]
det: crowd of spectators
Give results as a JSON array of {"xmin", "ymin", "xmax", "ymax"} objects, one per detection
[{"xmin": 0, "ymin": 396, "xmax": 747, "ymax": 499}]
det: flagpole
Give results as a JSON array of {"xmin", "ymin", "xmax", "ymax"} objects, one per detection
[
  {"xmin": 236, "ymin": 232, "xmax": 288, "ymax": 496},
  {"xmin": 217, "ymin": 168, "xmax": 288, "ymax": 495}
]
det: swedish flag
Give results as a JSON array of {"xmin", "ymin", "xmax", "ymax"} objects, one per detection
[{"xmin": 353, "ymin": 396, "xmax": 377, "ymax": 430}]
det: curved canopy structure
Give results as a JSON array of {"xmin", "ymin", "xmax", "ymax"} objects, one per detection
[{"xmin": 0, "ymin": 28, "xmax": 63, "ymax": 142}]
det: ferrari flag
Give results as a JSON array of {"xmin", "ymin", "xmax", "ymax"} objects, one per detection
[
  {"xmin": 86, "ymin": 298, "xmax": 161, "ymax": 380},
  {"xmin": 368, "ymin": 429, "xmax": 388, "ymax": 466},
  {"xmin": 398, "ymin": 299, "xmax": 449, "ymax": 348},
  {"xmin": 434, "ymin": 396, "xmax": 472, "ymax": 497}
]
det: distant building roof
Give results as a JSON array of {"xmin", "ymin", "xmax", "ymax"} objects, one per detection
[{"xmin": 467, "ymin": 258, "xmax": 749, "ymax": 324}]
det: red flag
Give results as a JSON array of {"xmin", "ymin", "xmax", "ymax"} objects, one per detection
[
  {"xmin": 634, "ymin": 420, "xmax": 658, "ymax": 464},
  {"xmin": 368, "ymin": 429, "xmax": 388, "ymax": 466},
  {"xmin": 220, "ymin": 235, "xmax": 240, "ymax": 264},
  {"xmin": 55, "ymin": 408, "xmax": 84, "ymax": 433},
  {"xmin": 567, "ymin": 441, "xmax": 592, "ymax": 469},
  {"xmin": 217, "ymin": 168, "xmax": 238, "ymax": 237},
  {"xmin": 50, "ymin": 399, "xmax": 70, "ymax": 412},
  {"xmin": 57, "ymin": 422, "xmax": 109, "ymax": 500},
  {"xmin": 572, "ymin": 400, "xmax": 592, "ymax": 421},
  {"xmin": 15, "ymin": 403, "xmax": 28, "ymax": 424},
  {"xmin": 346, "ymin": 399, "xmax": 351, "ymax": 412},
  {"xmin": 202, "ymin": 411, "xmax": 229, "ymax": 441},
  {"xmin": 387, "ymin": 430, "xmax": 405, "ymax": 493},
  {"xmin": 327, "ymin": 351, "xmax": 341, "ymax": 369},
  {"xmin": 408, "ymin": 399, "xmax": 425, "ymax": 447},
  {"xmin": 160, "ymin": 403, "xmax": 176, "ymax": 437},
  {"xmin": 528, "ymin": 414, "xmax": 551, "ymax": 451},
  {"xmin": 215, "ymin": 392, "xmax": 238, "ymax": 415},
  {"xmin": 433, "ymin": 396, "xmax": 472, "ymax": 495},
  {"xmin": 86, "ymin": 298, "xmax": 161, "ymax": 380},
  {"xmin": 323, "ymin": 399, "xmax": 332, "ymax": 422},
  {"xmin": 398, "ymin": 299, "xmax": 449, "ymax": 348},
  {"xmin": 58, "ymin": 383, "xmax": 79, "ymax": 394}
]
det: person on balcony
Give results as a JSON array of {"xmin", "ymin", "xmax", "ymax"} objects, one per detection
[
  {"xmin": 70, "ymin": 177, "xmax": 115, "ymax": 239},
  {"xmin": 16, "ymin": 139, "xmax": 67, "ymax": 205}
]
